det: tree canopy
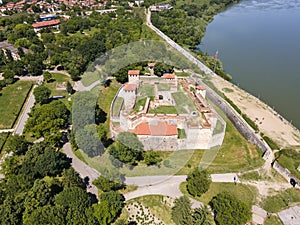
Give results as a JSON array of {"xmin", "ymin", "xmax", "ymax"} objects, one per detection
[
  {"xmin": 187, "ymin": 169, "xmax": 211, "ymax": 197},
  {"xmin": 33, "ymin": 85, "xmax": 51, "ymax": 104},
  {"xmin": 209, "ymin": 192, "xmax": 251, "ymax": 225}
]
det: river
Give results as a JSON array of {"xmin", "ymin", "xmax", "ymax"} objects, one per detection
[{"xmin": 200, "ymin": 0, "xmax": 300, "ymax": 129}]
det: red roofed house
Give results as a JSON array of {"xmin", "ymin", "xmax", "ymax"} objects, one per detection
[
  {"xmin": 148, "ymin": 62, "xmax": 156, "ymax": 69},
  {"xmin": 133, "ymin": 121, "xmax": 177, "ymax": 136},
  {"xmin": 163, "ymin": 73, "xmax": 176, "ymax": 80},
  {"xmin": 32, "ymin": 19, "xmax": 60, "ymax": 31},
  {"xmin": 196, "ymin": 85, "xmax": 206, "ymax": 98}
]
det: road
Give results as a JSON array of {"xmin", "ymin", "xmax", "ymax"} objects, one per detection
[
  {"xmin": 62, "ymin": 143, "xmax": 100, "ymax": 198},
  {"xmin": 14, "ymin": 85, "xmax": 37, "ymax": 135}
]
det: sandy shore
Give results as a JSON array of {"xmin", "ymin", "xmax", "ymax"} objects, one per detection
[{"xmin": 210, "ymin": 75, "xmax": 300, "ymax": 148}]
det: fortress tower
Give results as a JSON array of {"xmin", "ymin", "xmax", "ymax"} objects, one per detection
[{"xmin": 128, "ymin": 70, "xmax": 140, "ymax": 85}]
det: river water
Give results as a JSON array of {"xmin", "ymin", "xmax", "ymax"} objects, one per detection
[{"xmin": 200, "ymin": 0, "xmax": 300, "ymax": 129}]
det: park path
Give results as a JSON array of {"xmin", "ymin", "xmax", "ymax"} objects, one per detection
[
  {"xmin": 14, "ymin": 85, "xmax": 37, "ymax": 135},
  {"xmin": 62, "ymin": 143, "xmax": 100, "ymax": 198}
]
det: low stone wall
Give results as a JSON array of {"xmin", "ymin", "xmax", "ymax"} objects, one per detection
[{"xmin": 273, "ymin": 161, "xmax": 300, "ymax": 188}]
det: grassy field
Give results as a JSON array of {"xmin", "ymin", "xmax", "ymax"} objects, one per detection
[
  {"xmin": 260, "ymin": 188, "xmax": 300, "ymax": 213},
  {"xmin": 177, "ymin": 117, "xmax": 264, "ymax": 175},
  {"xmin": 172, "ymin": 91, "xmax": 197, "ymax": 112},
  {"xmin": 133, "ymin": 97, "xmax": 147, "ymax": 113},
  {"xmin": 275, "ymin": 148, "xmax": 300, "ymax": 179},
  {"xmin": 0, "ymin": 81, "xmax": 33, "ymax": 129},
  {"xmin": 139, "ymin": 83, "xmax": 155, "ymax": 97},
  {"xmin": 149, "ymin": 105, "xmax": 179, "ymax": 114},
  {"xmin": 112, "ymin": 97, "xmax": 123, "ymax": 117},
  {"xmin": 180, "ymin": 182, "xmax": 258, "ymax": 208},
  {"xmin": 157, "ymin": 83, "xmax": 171, "ymax": 91},
  {"xmin": 265, "ymin": 215, "xmax": 284, "ymax": 225},
  {"xmin": 98, "ymin": 80, "xmax": 122, "ymax": 138},
  {"xmin": 45, "ymin": 72, "xmax": 72, "ymax": 96}
]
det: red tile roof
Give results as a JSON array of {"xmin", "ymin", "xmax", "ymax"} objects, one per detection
[
  {"xmin": 32, "ymin": 19, "xmax": 60, "ymax": 28},
  {"xmin": 148, "ymin": 62, "xmax": 156, "ymax": 67},
  {"xmin": 196, "ymin": 85, "xmax": 206, "ymax": 90},
  {"xmin": 163, "ymin": 73, "xmax": 175, "ymax": 79},
  {"xmin": 133, "ymin": 121, "xmax": 178, "ymax": 136},
  {"xmin": 128, "ymin": 70, "xmax": 140, "ymax": 75},
  {"xmin": 123, "ymin": 83, "xmax": 137, "ymax": 91}
]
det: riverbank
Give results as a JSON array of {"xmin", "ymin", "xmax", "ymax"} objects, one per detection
[{"xmin": 210, "ymin": 75, "xmax": 300, "ymax": 148}]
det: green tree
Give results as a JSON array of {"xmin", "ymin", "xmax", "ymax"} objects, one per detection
[
  {"xmin": 3, "ymin": 69, "xmax": 15, "ymax": 85},
  {"xmin": 192, "ymin": 206, "xmax": 211, "ymax": 225},
  {"xmin": 172, "ymin": 196, "xmax": 193, "ymax": 225},
  {"xmin": 66, "ymin": 81, "xmax": 74, "ymax": 94},
  {"xmin": 187, "ymin": 169, "xmax": 211, "ymax": 197},
  {"xmin": 108, "ymin": 141, "xmax": 141, "ymax": 166},
  {"xmin": 143, "ymin": 150, "xmax": 162, "ymax": 166},
  {"xmin": 75, "ymin": 124, "xmax": 104, "ymax": 157},
  {"xmin": 62, "ymin": 168, "xmax": 84, "ymax": 189},
  {"xmin": 43, "ymin": 71, "xmax": 52, "ymax": 83},
  {"xmin": 33, "ymin": 85, "xmax": 51, "ymax": 104},
  {"xmin": 209, "ymin": 192, "xmax": 251, "ymax": 225},
  {"xmin": 117, "ymin": 132, "xmax": 143, "ymax": 151},
  {"xmin": 25, "ymin": 100, "xmax": 69, "ymax": 138},
  {"xmin": 55, "ymin": 187, "xmax": 91, "ymax": 211},
  {"xmin": 94, "ymin": 191, "xmax": 124, "ymax": 225},
  {"xmin": 5, "ymin": 134, "xmax": 30, "ymax": 155},
  {"xmin": 92, "ymin": 176, "xmax": 123, "ymax": 192},
  {"xmin": 23, "ymin": 179, "xmax": 53, "ymax": 220},
  {"xmin": 153, "ymin": 62, "xmax": 174, "ymax": 77}
]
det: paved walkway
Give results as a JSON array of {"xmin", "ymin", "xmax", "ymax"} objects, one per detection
[
  {"xmin": 0, "ymin": 129, "xmax": 14, "ymax": 133},
  {"xmin": 62, "ymin": 143, "xmax": 100, "ymax": 198},
  {"xmin": 14, "ymin": 85, "xmax": 36, "ymax": 135}
]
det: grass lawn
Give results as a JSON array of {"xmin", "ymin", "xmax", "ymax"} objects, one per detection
[
  {"xmin": 0, "ymin": 81, "xmax": 33, "ymax": 129},
  {"xmin": 45, "ymin": 73, "xmax": 72, "ymax": 96},
  {"xmin": 112, "ymin": 97, "xmax": 123, "ymax": 117},
  {"xmin": 275, "ymin": 148, "xmax": 300, "ymax": 179},
  {"xmin": 212, "ymin": 119, "xmax": 224, "ymax": 135},
  {"xmin": 132, "ymin": 97, "xmax": 147, "ymax": 113},
  {"xmin": 126, "ymin": 195, "xmax": 175, "ymax": 225},
  {"xmin": 157, "ymin": 83, "xmax": 171, "ymax": 91},
  {"xmin": 81, "ymin": 71, "xmax": 101, "ymax": 87},
  {"xmin": 172, "ymin": 91, "xmax": 197, "ymax": 112},
  {"xmin": 97, "ymin": 80, "xmax": 122, "ymax": 138},
  {"xmin": 177, "ymin": 116, "xmax": 264, "ymax": 175},
  {"xmin": 148, "ymin": 105, "xmax": 179, "ymax": 114},
  {"xmin": 139, "ymin": 83, "xmax": 154, "ymax": 97},
  {"xmin": 260, "ymin": 188, "xmax": 300, "ymax": 213},
  {"xmin": 180, "ymin": 182, "xmax": 258, "ymax": 208},
  {"xmin": 240, "ymin": 171, "xmax": 265, "ymax": 181},
  {"xmin": 176, "ymin": 72, "xmax": 190, "ymax": 77},
  {"xmin": 265, "ymin": 215, "xmax": 283, "ymax": 225}
]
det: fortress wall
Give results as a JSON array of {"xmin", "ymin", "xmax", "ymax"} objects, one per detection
[
  {"xmin": 120, "ymin": 111, "xmax": 129, "ymax": 130},
  {"xmin": 186, "ymin": 128, "xmax": 211, "ymax": 149},
  {"xmin": 208, "ymin": 132, "xmax": 225, "ymax": 149},
  {"xmin": 138, "ymin": 135, "xmax": 178, "ymax": 151},
  {"xmin": 123, "ymin": 90, "xmax": 136, "ymax": 109}
]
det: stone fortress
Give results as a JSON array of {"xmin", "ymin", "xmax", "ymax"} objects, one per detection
[{"xmin": 110, "ymin": 67, "xmax": 226, "ymax": 150}]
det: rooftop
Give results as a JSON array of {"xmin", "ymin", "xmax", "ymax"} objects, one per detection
[
  {"xmin": 32, "ymin": 19, "xmax": 60, "ymax": 28},
  {"xmin": 196, "ymin": 85, "xmax": 206, "ymax": 90},
  {"xmin": 128, "ymin": 70, "xmax": 140, "ymax": 75},
  {"xmin": 123, "ymin": 83, "xmax": 137, "ymax": 91},
  {"xmin": 133, "ymin": 121, "xmax": 178, "ymax": 136},
  {"xmin": 163, "ymin": 73, "xmax": 176, "ymax": 79}
]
